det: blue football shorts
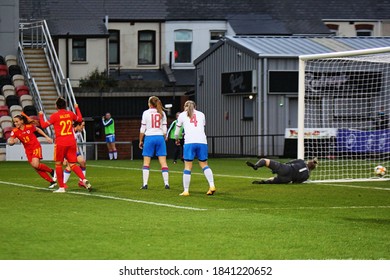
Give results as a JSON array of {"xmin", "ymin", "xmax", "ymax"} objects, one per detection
[
  {"xmin": 105, "ymin": 134, "xmax": 116, "ymax": 143},
  {"xmin": 142, "ymin": 135, "xmax": 167, "ymax": 157},
  {"xmin": 183, "ymin": 143, "xmax": 208, "ymax": 162}
]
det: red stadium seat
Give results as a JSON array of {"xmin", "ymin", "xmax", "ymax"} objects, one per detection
[
  {"xmin": 3, "ymin": 126, "xmax": 13, "ymax": 140},
  {"xmin": 0, "ymin": 65, "xmax": 8, "ymax": 76},
  {"xmin": 0, "ymin": 105, "xmax": 9, "ymax": 117},
  {"xmin": 15, "ymin": 85, "xmax": 29, "ymax": 97}
]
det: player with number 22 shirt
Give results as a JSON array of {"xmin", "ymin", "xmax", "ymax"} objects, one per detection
[{"xmin": 39, "ymin": 97, "xmax": 92, "ymax": 193}]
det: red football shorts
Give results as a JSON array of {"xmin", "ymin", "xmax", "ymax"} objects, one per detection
[
  {"xmin": 54, "ymin": 143, "xmax": 78, "ymax": 163},
  {"xmin": 25, "ymin": 147, "xmax": 43, "ymax": 162}
]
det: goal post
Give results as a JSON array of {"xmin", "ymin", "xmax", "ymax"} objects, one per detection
[{"xmin": 298, "ymin": 47, "xmax": 390, "ymax": 182}]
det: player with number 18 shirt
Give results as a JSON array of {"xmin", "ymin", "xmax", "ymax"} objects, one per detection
[{"xmin": 139, "ymin": 96, "xmax": 169, "ymax": 190}]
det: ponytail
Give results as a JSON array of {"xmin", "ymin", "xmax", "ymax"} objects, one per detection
[
  {"xmin": 148, "ymin": 96, "xmax": 165, "ymax": 116},
  {"xmin": 184, "ymin": 100, "xmax": 196, "ymax": 119}
]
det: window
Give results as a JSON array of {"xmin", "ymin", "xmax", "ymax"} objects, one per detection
[
  {"xmin": 109, "ymin": 30, "xmax": 120, "ymax": 64},
  {"xmin": 72, "ymin": 39, "xmax": 86, "ymax": 61},
  {"xmin": 210, "ymin": 30, "xmax": 225, "ymax": 47},
  {"xmin": 355, "ymin": 24, "xmax": 373, "ymax": 36},
  {"xmin": 138, "ymin": 30, "xmax": 156, "ymax": 65},
  {"xmin": 174, "ymin": 30, "xmax": 192, "ymax": 63},
  {"xmin": 326, "ymin": 24, "xmax": 339, "ymax": 36},
  {"xmin": 243, "ymin": 97, "xmax": 254, "ymax": 120}
]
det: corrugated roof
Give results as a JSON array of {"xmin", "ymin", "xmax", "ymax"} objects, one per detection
[{"xmin": 227, "ymin": 36, "xmax": 390, "ymax": 57}]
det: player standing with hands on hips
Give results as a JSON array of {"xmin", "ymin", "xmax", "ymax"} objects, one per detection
[
  {"xmin": 139, "ymin": 96, "xmax": 170, "ymax": 190},
  {"xmin": 175, "ymin": 100, "xmax": 216, "ymax": 196},
  {"xmin": 39, "ymin": 97, "xmax": 92, "ymax": 193}
]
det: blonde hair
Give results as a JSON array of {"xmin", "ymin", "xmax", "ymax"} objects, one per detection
[
  {"xmin": 184, "ymin": 100, "xmax": 196, "ymax": 119},
  {"xmin": 148, "ymin": 96, "xmax": 164, "ymax": 116},
  {"xmin": 307, "ymin": 158, "xmax": 318, "ymax": 171}
]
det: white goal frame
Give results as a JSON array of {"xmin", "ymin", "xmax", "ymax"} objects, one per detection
[{"xmin": 298, "ymin": 47, "xmax": 390, "ymax": 182}]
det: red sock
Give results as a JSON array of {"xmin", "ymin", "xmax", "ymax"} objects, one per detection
[
  {"xmin": 71, "ymin": 164, "xmax": 86, "ymax": 180},
  {"xmin": 56, "ymin": 164, "xmax": 66, "ymax": 188},
  {"xmin": 37, "ymin": 163, "xmax": 53, "ymax": 173},
  {"xmin": 35, "ymin": 170, "xmax": 52, "ymax": 183}
]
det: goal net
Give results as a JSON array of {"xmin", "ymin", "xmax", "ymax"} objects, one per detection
[{"xmin": 298, "ymin": 47, "xmax": 390, "ymax": 182}]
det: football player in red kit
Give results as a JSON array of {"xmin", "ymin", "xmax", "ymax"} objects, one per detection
[
  {"xmin": 8, "ymin": 114, "xmax": 57, "ymax": 188},
  {"xmin": 39, "ymin": 97, "xmax": 92, "ymax": 193}
]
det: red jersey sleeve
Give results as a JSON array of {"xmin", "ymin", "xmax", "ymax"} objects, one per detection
[
  {"xmin": 39, "ymin": 113, "xmax": 50, "ymax": 129},
  {"xmin": 75, "ymin": 106, "xmax": 83, "ymax": 122}
]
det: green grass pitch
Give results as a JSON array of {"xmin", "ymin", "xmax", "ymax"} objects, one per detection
[{"xmin": 0, "ymin": 158, "xmax": 389, "ymax": 260}]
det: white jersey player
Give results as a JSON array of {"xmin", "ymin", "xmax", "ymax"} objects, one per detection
[
  {"xmin": 175, "ymin": 100, "xmax": 216, "ymax": 196},
  {"xmin": 139, "ymin": 96, "xmax": 169, "ymax": 190}
]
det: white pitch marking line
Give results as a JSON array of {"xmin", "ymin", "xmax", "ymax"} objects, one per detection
[
  {"xmin": 1, "ymin": 181, "xmax": 388, "ymax": 212},
  {"xmin": 0, "ymin": 181, "xmax": 207, "ymax": 211}
]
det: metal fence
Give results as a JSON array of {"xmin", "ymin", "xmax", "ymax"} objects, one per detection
[{"xmin": 208, "ymin": 134, "xmax": 285, "ymax": 157}]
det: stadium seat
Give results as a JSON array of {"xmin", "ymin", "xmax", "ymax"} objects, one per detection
[
  {"xmin": 0, "ymin": 115, "xmax": 13, "ymax": 129},
  {"xmin": 23, "ymin": 105, "xmax": 37, "ymax": 116},
  {"xmin": 10, "ymin": 105, "xmax": 23, "ymax": 118},
  {"xmin": 6, "ymin": 95, "xmax": 19, "ymax": 107},
  {"xmin": 12, "ymin": 74, "xmax": 25, "ymax": 87},
  {"xmin": 15, "ymin": 85, "xmax": 29, "ymax": 97},
  {"xmin": 5, "ymin": 55, "xmax": 17, "ymax": 68},
  {"xmin": 8, "ymin": 65, "xmax": 22, "ymax": 77},
  {"xmin": 2, "ymin": 85, "xmax": 16, "ymax": 98},
  {"xmin": 20, "ymin": 94, "xmax": 33, "ymax": 108},
  {"xmin": 0, "ymin": 95, "xmax": 5, "ymax": 106},
  {"xmin": 0, "ymin": 75, "xmax": 12, "ymax": 88},
  {"xmin": 0, "ymin": 65, "xmax": 8, "ymax": 76},
  {"xmin": 0, "ymin": 105, "xmax": 9, "ymax": 117},
  {"xmin": 2, "ymin": 126, "xmax": 13, "ymax": 140}
]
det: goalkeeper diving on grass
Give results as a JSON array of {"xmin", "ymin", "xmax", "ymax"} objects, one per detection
[{"xmin": 246, "ymin": 158, "xmax": 318, "ymax": 184}]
